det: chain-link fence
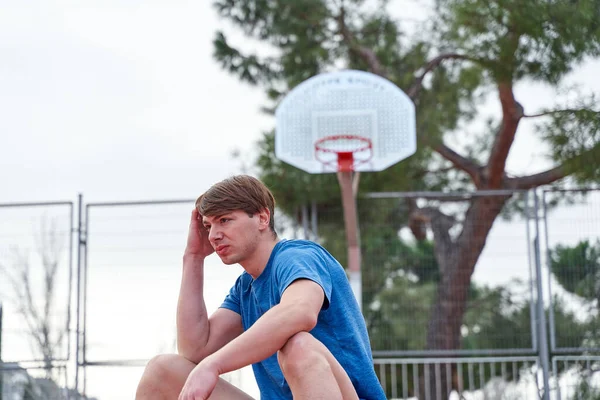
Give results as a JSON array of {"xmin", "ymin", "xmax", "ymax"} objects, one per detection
[
  {"xmin": 543, "ymin": 189, "xmax": 600, "ymax": 400},
  {"xmin": 0, "ymin": 202, "xmax": 73, "ymax": 399},
  {"xmin": 2, "ymin": 189, "xmax": 600, "ymax": 399},
  {"xmin": 78, "ymin": 199, "xmax": 249, "ymax": 398},
  {"xmin": 544, "ymin": 189, "xmax": 600, "ymax": 353},
  {"xmin": 311, "ymin": 190, "xmax": 537, "ymax": 356}
]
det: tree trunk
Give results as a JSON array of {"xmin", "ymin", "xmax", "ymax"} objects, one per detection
[{"xmin": 420, "ymin": 195, "xmax": 510, "ymax": 399}]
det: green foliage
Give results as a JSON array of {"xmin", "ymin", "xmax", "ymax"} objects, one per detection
[
  {"xmin": 369, "ymin": 276, "xmax": 436, "ymax": 350},
  {"xmin": 212, "ymin": 32, "xmax": 279, "ymax": 85},
  {"xmin": 550, "ymin": 239, "xmax": 600, "ymax": 302},
  {"xmin": 372, "ymin": 275, "xmax": 591, "ymax": 393},
  {"xmin": 436, "ymin": 0, "xmax": 600, "ymax": 83},
  {"xmin": 348, "ymin": 12, "xmax": 405, "ymax": 75},
  {"xmin": 461, "ymin": 284, "xmax": 532, "ymax": 350},
  {"xmin": 548, "ymin": 240, "xmax": 600, "ymax": 350},
  {"xmin": 256, "ymin": 131, "xmax": 343, "ymax": 212},
  {"xmin": 213, "ymin": 0, "xmax": 334, "ymax": 88},
  {"xmin": 572, "ymin": 373, "xmax": 600, "ymax": 400},
  {"xmin": 363, "ymin": 237, "xmax": 440, "ymax": 348},
  {"xmin": 434, "ymin": 0, "xmax": 600, "ymax": 184},
  {"xmin": 368, "ymin": 255, "xmax": 592, "ymax": 353},
  {"xmin": 535, "ymin": 98, "xmax": 600, "ymax": 183},
  {"xmin": 215, "ymin": 0, "xmax": 600, "ymax": 218},
  {"xmin": 23, "ymin": 378, "xmax": 36, "ymax": 400},
  {"xmin": 214, "ymin": 0, "xmax": 600, "ymax": 370},
  {"xmin": 552, "ymin": 295, "xmax": 600, "ymax": 350},
  {"xmin": 465, "ymin": 291, "xmax": 591, "ymax": 354},
  {"xmin": 215, "ymin": 0, "xmax": 488, "ymax": 196}
]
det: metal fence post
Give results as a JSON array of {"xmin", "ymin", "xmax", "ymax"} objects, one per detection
[
  {"xmin": 75, "ymin": 194, "xmax": 84, "ymax": 396},
  {"xmin": 301, "ymin": 204, "xmax": 310, "ymax": 239},
  {"xmin": 311, "ymin": 201, "xmax": 318, "ymax": 241},
  {"xmin": 0, "ymin": 302, "xmax": 3, "ymax": 400},
  {"xmin": 533, "ymin": 190, "xmax": 551, "ymax": 400}
]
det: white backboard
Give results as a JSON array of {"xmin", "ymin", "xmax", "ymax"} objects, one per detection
[{"xmin": 275, "ymin": 69, "xmax": 416, "ymax": 173}]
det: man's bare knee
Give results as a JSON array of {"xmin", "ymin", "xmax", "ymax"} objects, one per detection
[
  {"xmin": 136, "ymin": 354, "xmax": 193, "ymax": 399},
  {"xmin": 278, "ymin": 332, "xmax": 330, "ymax": 377},
  {"xmin": 278, "ymin": 332, "xmax": 317, "ymax": 361},
  {"xmin": 142, "ymin": 354, "xmax": 182, "ymax": 380}
]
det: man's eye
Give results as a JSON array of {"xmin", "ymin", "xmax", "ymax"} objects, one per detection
[{"xmin": 220, "ymin": 218, "xmax": 230, "ymax": 223}]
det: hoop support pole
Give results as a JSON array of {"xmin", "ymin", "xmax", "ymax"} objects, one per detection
[{"xmin": 337, "ymin": 170, "xmax": 362, "ymax": 311}]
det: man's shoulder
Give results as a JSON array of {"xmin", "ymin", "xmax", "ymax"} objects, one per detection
[
  {"xmin": 276, "ymin": 239, "xmax": 324, "ymax": 252},
  {"xmin": 273, "ymin": 239, "xmax": 341, "ymax": 270},
  {"xmin": 274, "ymin": 239, "xmax": 328, "ymax": 260}
]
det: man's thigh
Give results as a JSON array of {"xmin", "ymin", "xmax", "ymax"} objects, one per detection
[{"xmin": 137, "ymin": 354, "xmax": 254, "ymax": 400}]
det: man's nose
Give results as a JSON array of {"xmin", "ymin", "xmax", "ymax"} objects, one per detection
[{"xmin": 209, "ymin": 227, "xmax": 222, "ymax": 242}]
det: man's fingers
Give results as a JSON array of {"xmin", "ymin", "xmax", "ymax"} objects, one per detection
[{"xmin": 190, "ymin": 209, "xmax": 202, "ymax": 229}]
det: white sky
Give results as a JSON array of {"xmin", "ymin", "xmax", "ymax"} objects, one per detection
[
  {"xmin": 0, "ymin": 0, "xmax": 273, "ymax": 205},
  {"xmin": 1, "ymin": 1, "xmax": 599, "ymax": 399},
  {"xmin": 1, "ymin": 0, "xmax": 599, "ymax": 205},
  {"xmin": 0, "ymin": 1, "xmax": 272, "ymax": 398}
]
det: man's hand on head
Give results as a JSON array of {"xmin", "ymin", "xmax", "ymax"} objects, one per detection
[{"xmin": 184, "ymin": 209, "xmax": 214, "ymax": 259}]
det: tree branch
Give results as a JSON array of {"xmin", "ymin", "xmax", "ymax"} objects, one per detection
[
  {"xmin": 507, "ymin": 166, "xmax": 565, "ymax": 189},
  {"xmin": 1, "ymin": 222, "xmax": 67, "ymax": 372},
  {"xmin": 428, "ymin": 166, "xmax": 456, "ymax": 175},
  {"xmin": 507, "ymin": 143, "xmax": 600, "ymax": 189},
  {"xmin": 13, "ymin": 249, "xmax": 42, "ymax": 327},
  {"xmin": 410, "ymin": 206, "xmax": 456, "ymax": 275},
  {"xmin": 407, "ymin": 53, "xmax": 479, "ymax": 100},
  {"xmin": 406, "ymin": 198, "xmax": 427, "ymax": 240},
  {"xmin": 486, "ymin": 83, "xmax": 524, "ymax": 188},
  {"xmin": 434, "ymin": 142, "xmax": 482, "ymax": 186},
  {"xmin": 523, "ymin": 108, "xmax": 596, "ymax": 119},
  {"xmin": 337, "ymin": 7, "xmax": 386, "ymax": 77}
]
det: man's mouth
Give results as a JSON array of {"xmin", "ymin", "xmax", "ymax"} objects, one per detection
[{"xmin": 215, "ymin": 245, "xmax": 229, "ymax": 255}]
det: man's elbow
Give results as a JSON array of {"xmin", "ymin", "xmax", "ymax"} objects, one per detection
[
  {"xmin": 177, "ymin": 342, "xmax": 203, "ymax": 364},
  {"xmin": 291, "ymin": 303, "xmax": 319, "ymax": 332}
]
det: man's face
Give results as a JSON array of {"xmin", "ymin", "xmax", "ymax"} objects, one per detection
[{"xmin": 201, "ymin": 209, "xmax": 264, "ymax": 265}]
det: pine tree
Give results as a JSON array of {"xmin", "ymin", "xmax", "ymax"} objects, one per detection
[{"xmin": 212, "ymin": 0, "xmax": 600, "ymax": 397}]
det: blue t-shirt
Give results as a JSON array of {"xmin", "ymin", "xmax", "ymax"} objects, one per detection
[{"xmin": 220, "ymin": 239, "xmax": 386, "ymax": 400}]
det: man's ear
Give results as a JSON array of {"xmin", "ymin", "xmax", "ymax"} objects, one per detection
[{"xmin": 257, "ymin": 208, "xmax": 271, "ymax": 231}]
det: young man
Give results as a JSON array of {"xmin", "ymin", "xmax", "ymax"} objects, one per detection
[{"xmin": 136, "ymin": 175, "xmax": 386, "ymax": 400}]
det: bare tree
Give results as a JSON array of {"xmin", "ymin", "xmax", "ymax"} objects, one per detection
[{"xmin": 0, "ymin": 217, "xmax": 68, "ymax": 378}]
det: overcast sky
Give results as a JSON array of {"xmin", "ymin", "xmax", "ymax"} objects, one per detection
[
  {"xmin": 0, "ymin": 0, "xmax": 275, "ymax": 205},
  {"xmin": 1, "ymin": 1, "xmax": 599, "ymax": 399},
  {"xmin": 0, "ymin": 2, "xmax": 273, "ymax": 398},
  {"xmin": 2, "ymin": 1, "xmax": 599, "ymax": 205}
]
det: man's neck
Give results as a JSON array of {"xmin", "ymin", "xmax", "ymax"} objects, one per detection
[{"xmin": 242, "ymin": 236, "xmax": 280, "ymax": 279}]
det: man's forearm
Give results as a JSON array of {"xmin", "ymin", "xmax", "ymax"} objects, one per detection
[
  {"xmin": 203, "ymin": 301, "xmax": 315, "ymax": 374},
  {"xmin": 176, "ymin": 254, "xmax": 209, "ymax": 359}
]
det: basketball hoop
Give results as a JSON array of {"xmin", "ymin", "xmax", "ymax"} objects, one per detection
[
  {"xmin": 314, "ymin": 135, "xmax": 373, "ymax": 172},
  {"xmin": 276, "ymin": 70, "xmax": 417, "ymax": 311}
]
